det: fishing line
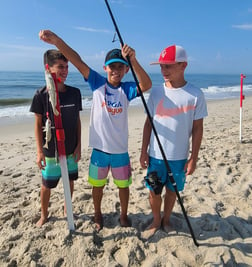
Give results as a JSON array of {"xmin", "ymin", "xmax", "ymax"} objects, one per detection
[
  {"xmin": 104, "ymin": 0, "xmax": 199, "ymax": 246},
  {"xmin": 112, "ymin": 32, "xmax": 118, "ymax": 43}
]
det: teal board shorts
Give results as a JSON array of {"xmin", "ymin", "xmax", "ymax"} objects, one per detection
[
  {"xmin": 146, "ymin": 157, "xmax": 187, "ymax": 192},
  {"xmin": 88, "ymin": 149, "xmax": 132, "ymax": 188},
  {"xmin": 41, "ymin": 154, "xmax": 78, "ymax": 189}
]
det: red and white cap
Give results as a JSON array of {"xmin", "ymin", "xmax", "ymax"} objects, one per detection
[{"xmin": 150, "ymin": 45, "xmax": 187, "ymax": 65}]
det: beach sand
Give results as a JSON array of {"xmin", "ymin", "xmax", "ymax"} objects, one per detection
[{"xmin": 0, "ymin": 97, "xmax": 252, "ymax": 266}]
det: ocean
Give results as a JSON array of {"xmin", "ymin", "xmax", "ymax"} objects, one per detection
[{"xmin": 0, "ymin": 71, "xmax": 252, "ymax": 119}]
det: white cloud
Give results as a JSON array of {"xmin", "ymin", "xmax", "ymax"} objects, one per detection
[
  {"xmin": 110, "ymin": 0, "xmax": 123, "ymax": 3},
  {"xmin": 150, "ymin": 53, "xmax": 160, "ymax": 59},
  {"xmin": 0, "ymin": 43, "xmax": 43, "ymax": 52},
  {"xmin": 215, "ymin": 52, "xmax": 222, "ymax": 61},
  {"xmin": 187, "ymin": 56, "xmax": 196, "ymax": 62},
  {"xmin": 232, "ymin": 24, "xmax": 252, "ymax": 30},
  {"xmin": 110, "ymin": 0, "xmax": 135, "ymax": 8},
  {"xmin": 73, "ymin": 26, "xmax": 112, "ymax": 34}
]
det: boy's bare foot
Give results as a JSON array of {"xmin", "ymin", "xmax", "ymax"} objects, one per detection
[
  {"xmin": 94, "ymin": 212, "xmax": 103, "ymax": 232},
  {"xmin": 36, "ymin": 217, "xmax": 48, "ymax": 227},
  {"xmin": 162, "ymin": 223, "xmax": 173, "ymax": 233},
  {"xmin": 141, "ymin": 222, "xmax": 161, "ymax": 240},
  {"xmin": 162, "ymin": 219, "xmax": 173, "ymax": 233},
  {"xmin": 119, "ymin": 215, "xmax": 132, "ymax": 227}
]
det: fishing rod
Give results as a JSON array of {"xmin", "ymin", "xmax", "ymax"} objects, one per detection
[{"xmin": 104, "ymin": 0, "xmax": 199, "ymax": 246}]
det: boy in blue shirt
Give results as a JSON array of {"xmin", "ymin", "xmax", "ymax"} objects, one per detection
[{"xmin": 39, "ymin": 29, "xmax": 152, "ymax": 231}]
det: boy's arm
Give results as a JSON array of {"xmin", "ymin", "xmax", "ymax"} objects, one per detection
[
  {"xmin": 122, "ymin": 45, "xmax": 152, "ymax": 92},
  {"xmin": 140, "ymin": 116, "xmax": 152, "ymax": 169},
  {"xmin": 185, "ymin": 118, "xmax": 203, "ymax": 175},
  {"xmin": 39, "ymin": 30, "xmax": 90, "ymax": 80},
  {"xmin": 34, "ymin": 113, "xmax": 45, "ymax": 169}
]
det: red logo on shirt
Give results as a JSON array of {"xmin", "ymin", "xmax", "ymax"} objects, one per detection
[{"xmin": 156, "ymin": 99, "xmax": 195, "ymax": 117}]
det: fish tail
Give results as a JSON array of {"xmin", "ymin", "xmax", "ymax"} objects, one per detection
[
  {"xmin": 43, "ymin": 143, "xmax": 48, "ymax": 149},
  {"xmin": 53, "ymin": 108, "xmax": 59, "ymax": 116}
]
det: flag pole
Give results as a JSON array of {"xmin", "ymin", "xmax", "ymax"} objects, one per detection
[{"xmin": 240, "ymin": 74, "xmax": 246, "ymax": 143}]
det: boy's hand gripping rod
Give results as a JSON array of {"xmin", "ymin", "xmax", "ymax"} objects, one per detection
[{"xmin": 104, "ymin": 0, "xmax": 199, "ymax": 246}]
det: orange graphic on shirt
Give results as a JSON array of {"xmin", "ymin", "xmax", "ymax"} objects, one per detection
[{"xmin": 156, "ymin": 99, "xmax": 195, "ymax": 118}]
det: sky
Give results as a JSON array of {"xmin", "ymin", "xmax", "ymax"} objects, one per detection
[{"xmin": 1, "ymin": 0, "xmax": 252, "ymax": 74}]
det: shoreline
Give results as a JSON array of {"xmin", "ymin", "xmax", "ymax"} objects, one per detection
[
  {"xmin": 0, "ymin": 94, "xmax": 251, "ymax": 130},
  {"xmin": 0, "ymin": 96, "xmax": 252, "ymax": 266},
  {"xmin": 1, "ymin": 95, "xmax": 251, "ymax": 124}
]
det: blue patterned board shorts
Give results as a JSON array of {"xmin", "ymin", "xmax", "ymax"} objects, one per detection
[
  {"xmin": 88, "ymin": 149, "xmax": 132, "ymax": 188},
  {"xmin": 146, "ymin": 157, "xmax": 187, "ymax": 192},
  {"xmin": 41, "ymin": 154, "xmax": 78, "ymax": 188}
]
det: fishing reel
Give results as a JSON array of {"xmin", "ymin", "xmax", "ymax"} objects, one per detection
[{"xmin": 144, "ymin": 171, "xmax": 164, "ymax": 195}]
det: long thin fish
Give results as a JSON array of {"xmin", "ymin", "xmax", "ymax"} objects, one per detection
[{"xmin": 45, "ymin": 66, "xmax": 59, "ymax": 116}]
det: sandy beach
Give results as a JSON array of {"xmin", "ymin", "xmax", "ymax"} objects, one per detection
[{"xmin": 0, "ymin": 97, "xmax": 252, "ymax": 266}]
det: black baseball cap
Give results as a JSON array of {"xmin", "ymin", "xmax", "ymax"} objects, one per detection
[{"xmin": 104, "ymin": 48, "xmax": 128, "ymax": 66}]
